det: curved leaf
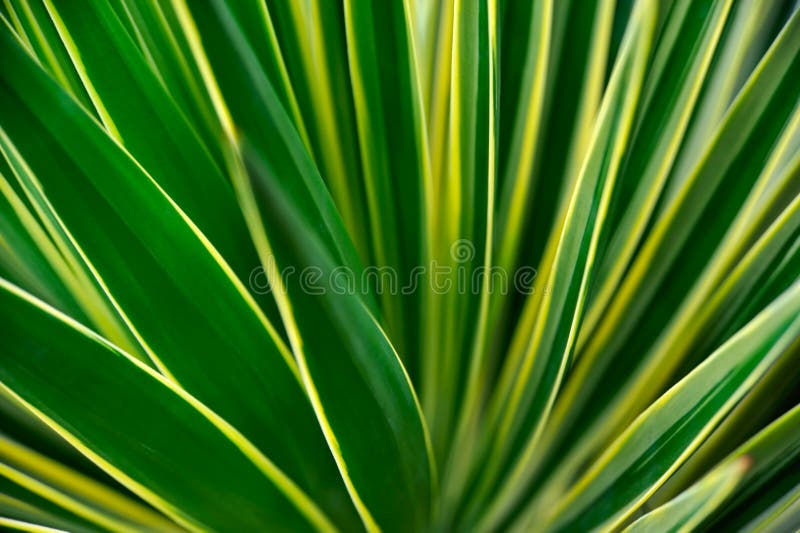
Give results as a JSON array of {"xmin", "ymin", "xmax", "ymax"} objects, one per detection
[
  {"xmin": 0, "ymin": 31, "xmax": 359, "ymax": 530},
  {"xmin": 0, "ymin": 434, "xmax": 178, "ymax": 532},
  {"xmin": 537, "ymin": 280, "xmax": 800, "ymax": 531},
  {"xmin": 629, "ymin": 402, "xmax": 800, "ymax": 532},
  {"xmin": 624, "ymin": 457, "xmax": 750, "ymax": 533},
  {"xmin": 168, "ymin": 2, "xmax": 435, "ymax": 530},
  {"xmin": 0, "ymin": 278, "xmax": 335, "ymax": 531}
]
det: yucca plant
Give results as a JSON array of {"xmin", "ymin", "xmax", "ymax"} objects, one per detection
[{"xmin": 1, "ymin": 0, "xmax": 800, "ymax": 531}]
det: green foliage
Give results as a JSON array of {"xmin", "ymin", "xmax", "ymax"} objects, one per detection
[{"xmin": 0, "ymin": 0, "xmax": 799, "ymax": 531}]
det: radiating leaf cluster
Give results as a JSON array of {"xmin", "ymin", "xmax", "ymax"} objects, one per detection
[{"xmin": 1, "ymin": 0, "xmax": 800, "ymax": 531}]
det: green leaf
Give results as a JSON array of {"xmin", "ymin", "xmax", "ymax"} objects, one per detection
[
  {"xmin": 102, "ymin": 0, "xmax": 227, "ymax": 169},
  {"xmin": 624, "ymin": 457, "xmax": 749, "ymax": 533},
  {"xmin": 492, "ymin": 0, "xmax": 550, "ymax": 277},
  {"xmin": 531, "ymin": 8, "xmax": 800, "ymax": 504},
  {"xmin": 508, "ymin": 0, "xmax": 615, "ymax": 276},
  {"xmin": 2, "ymin": 0, "xmax": 800, "ymax": 531},
  {"xmin": 652, "ymin": 327, "xmax": 800, "ymax": 503},
  {"xmin": 463, "ymin": 3, "xmax": 657, "ymax": 528},
  {"xmin": 585, "ymin": 0, "xmax": 735, "ymax": 339},
  {"xmin": 0, "ymin": 433, "xmax": 178, "ymax": 532},
  {"xmin": 262, "ymin": 0, "xmax": 372, "ymax": 263},
  {"xmin": 0, "ymin": 30, "xmax": 360, "ymax": 530},
  {"xmin": 658, "ymin": 0, "xmax": 786, "ymax": 207},
  {"xmin": 342, "ymin": 0, "xmax": 430, "ymax": 364},
  {"xmin": 0, "ymin": 165, "xmax": 85, "ymax": 321},
  {"xmin": 421, "ymin": 0, "xmax": 497, "ymax": 474},
  {"xmin": 628, "ymin": 402, "xmax": 800, "ymax": 532},
  {"xmin": 0, "ymin": 486, "xmax": 99, "ymax": 533},
  {"xmin": 4, "ymin": 0, "xmax": 93, "ymax": 112},
  {"xmin": 171, "ymin": 0, "xmax": 370, "ymax": 299},
  {"xmin": 0, "ymin": 278, "xmax": 335, "ymax": 531},
  {"xmin": 736, "ymin": 478, "xmax": 800, "ymax": 532},
  {"xmin": 0, "ymin": 515, "xmax": 71, "ymax": 533},
  {"xmin": 217, "ymin": 0, "xmax": 310, "ymax": 150},
  {"xmin": 535, "ymin": 280, "xmax": 800, "ymax": 531},
  {"xmin": 167, "ymin": 2, "xmax": 435, "ymax": 530},
  {"xmin": 0, "ymin": 139, "xmax": 143, "ymax": 361},
  {"xmin": 234, "ymin": 140, "xmax": 435, "ymax": 532},
  {"xmin": 31, "ymin": 0, "xmax": 277, "ymax": 316}
]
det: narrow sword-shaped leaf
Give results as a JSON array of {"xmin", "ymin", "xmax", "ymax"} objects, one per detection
[
  {"xmin": 536, "ymin": 281, "xmax": 800, "ymax": 532},
  {"xmin": 464, "ymin": 4, "xmax": 657, "ymax": 528},
  {"xmin": 0, "ymin": 142, "xmax": 142, "ymax": 361},
  {"xmin": 0, "ymin": 516, "xmax": 71, "ymax": 533},
  {"xmin": 171, "ymin": 2, "xmax": 434, "ymax": 530},
  {"xmin": 0, "ymin": 434, "xmax": 178, "ymax": 532},
  {"xmin": 436, "ymin": 0, "xmax": 499, "ymax": 524},
  {"xmin": 243, "ymin": 142, "xmax": 434, "ymax": 531},
  {"xmin": 507, "ymin": 0, "xmax": 615, "ymax": 281},
  {"xmin": 0, "ymin": 488, "xmax": 96, "ymax": 533},
  {"xmin": 735, "ymin": 478, "xmax": 800, "ymax": 532},
  {"xmin": 263, "ymin": 0, "xmax": 372, "ymax": 264},
  {"xmin": 34, "ymin": 0, "xmax": 282, "ymax": 323},
  {"xmin": 5, "ymin": 0, "xmax": 92, "ymax": 112},
  {"xmin": 531, "ymin": 9, "xmax": 800, "ymax": 506},
  {"xmin": 623, "ymin": 457, "xmax": 750, "ymax": 533},
  {"xmin": 421, "ymin": 0, "xmax": 496, "ymax": 471},
  {"xmin": 658, "ymin": 0, "xmax": 788, "ymax": 209},
  {"xmin": 485, "ymin": 0, "xmax": 616, "ymax": 447},
  {"xmin": 584, "ymin": 0, "xmax": 734, "ymax": 340},
  {"xmin": 342, "ymin": 0, "xmax": 431, "ymax": 363},
  {"xmin": 0, "ymin": 167, "xmax": 86, "ymax": 323},
  {"xmin": 627, "ymin": 402, "xmax": 800, "ymax": 532},
  {"xmin": 0, "ymin": 31, "xmax": 359, "ymax": 530},
  {"xmin": 172, "ymin": 0, "xmax": 372, "ymax": 302},
  {"xmin": 0, "ymin": 278, "xmax": 336, "ymax": 532}
]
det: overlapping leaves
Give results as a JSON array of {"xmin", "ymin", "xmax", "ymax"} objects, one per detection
[{"xmin": 0, "ymin": 0, "xmax": 799, "ymax": 531}]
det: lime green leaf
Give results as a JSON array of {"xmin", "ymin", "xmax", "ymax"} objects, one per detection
[
  {"xmin": 422, "ymin": 0, "xmax": 452, "ymax": 201},
  {"xmin": 624, "ymin": 457, "xmax": 750, "ymax": 533},
  {"xmin": 0, "ymin": 516, "xmax": 70, "ymax": 533},
  {"xmin": 533, "ymin": 9, "xmax": 800, "ymax": 503},
  {"xmin": 461, "ymin": 0, "xmax": 550, "ymax": 436},
  {"xmin": 421, "ymin": 0, "xmax": 497, "ymax": 471},
  {"xmin": 262, "ymin": 0, "xmax": 372, "ymax": 263},
  {"xmin": 343, "ymin": 0, "xmax": 430, "ymax": 362},
  {"xmin": 630, "ymin": 402, "xmax": 800, "ymax": 532},
  {"xmin": 0, "ymin": 433, "xmax": 178, "ymax": 532},
  {"xmin": 536, "ymin": 280, "xmax": 800, "ymax": 531},
  {"xmin": 435, "ymin": 0, "xmax": 503, "ymax": 520},
  {"xmin": 465, "ymin": 4, "xmax": 657, "ymax": 528}
]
